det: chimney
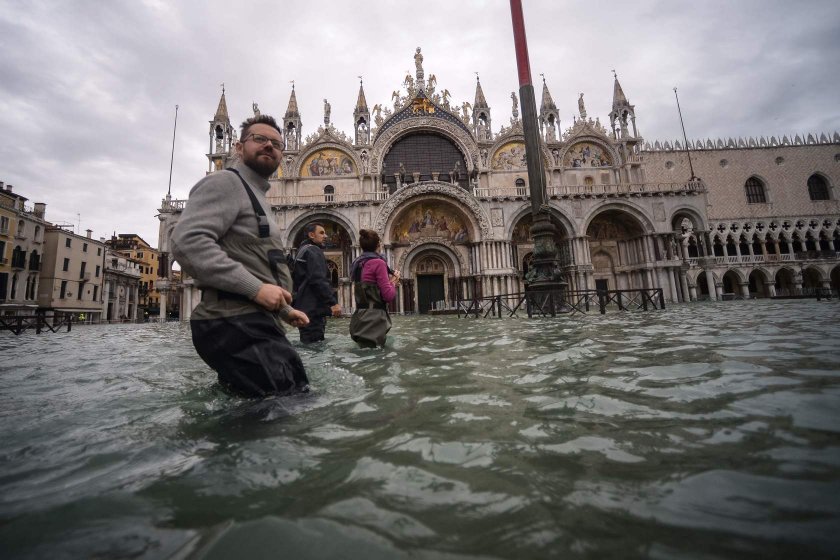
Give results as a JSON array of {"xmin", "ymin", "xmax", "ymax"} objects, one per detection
[
  {"xmin": 33, "ymin": 202, "xmax": 46, "ymax": 219},
  {"xmin": 0, "ymin": 182, "xmax": 4, "ymax": 190},
  {"xmin": 6, "ymin": 184, "xmax": 12, "ymax": 193},
  {"xmin": 86, "ymin": 229, "xmax": 92, "ymax": 238}
]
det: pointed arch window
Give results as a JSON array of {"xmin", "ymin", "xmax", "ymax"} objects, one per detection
[
  {"xmin": 324, "ymin": 185, "xmax": 335, "ymax": 202},
  {"xmin": 515, "ymin": 178, "xmax": 526, "ymax": 196},
  {"xmin": 744, "ymin": 177, "xmax": 767, "ymax": 204},
  {"xmin": 807, "ymin": 174, "xmax": 830, "ymax": 200}
]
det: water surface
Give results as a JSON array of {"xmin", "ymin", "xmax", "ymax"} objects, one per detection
[{"xmin": 1, "ymin": 300, "xmax": 839, "ymax": 559}]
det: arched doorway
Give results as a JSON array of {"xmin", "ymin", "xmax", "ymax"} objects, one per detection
[
  {"xmin": 748, "ymin": 269, "xmax": 772, "ymax": 298},
  {"xmin": 722, "ymin": 270, "xmax": 740, "ymax": 297},
  {"xmin": 775, "ymin": 268, "xmax": 795, "ymax": 296},
  {"xmin": 802, "ymin": 267, "xmax": 823, "ymax": 295},
  {"xmin": 586, "ymin": 209, "xmax": 647, "ymax": 291},
  {"xmin": 415, "ymin": 254, "xmax": 447, "ymax": 313},
  {"xmin": 390, "ymin": 199, "xmax": 474, "ymax": 312},
  {"xmin": 831, "ymin": 265, "xmax": 840, "ymax": 297},
  {"xmin": 695, "ymin": 271, "xmax": 710, "ymax": 299}
]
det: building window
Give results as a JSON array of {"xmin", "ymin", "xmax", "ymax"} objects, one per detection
[
  {"xmin": 34, "ymin": 226, "xmax": 41, "ymax": 242},
  {"xmin": 95, "ymin": 265, "xmax": 100, "ymax": 277},
  {"xmin": 138, "ymin": 252, "xmax": 144, "ymax": 258},
  {"xmin": 93, "ymin": 285, "xmax": 98, "ymax": 302},
  {"xmin": 60, "ymin": 280, "xmax": 67, "ymax": 299},
  {"xmin": 744, "ymin": 177, "xmax": 767, "ymax": 204},
  {"xmin": 0, "ymin": 241, "xmax": 5, "ymax": 262},
  {"xmin": 29, "ymin": 250, "xmax": 40, "ymax": 271},
  {"xmin": 0, "ymin": 216, "xmax": 9, "ymax": 234},
  {"xmin": 807, "ymin": 174, "xmax": 830, "ymax": 201},
  {"xmin": 83, "ymin": 243, "xmax": 88, "ymax": 252},
  {"xmin": 17, "ymin": 220, "xmax": 25, "ymax": 237},
  {"xmin": 515, "ymin": 178, "xmax": 526, "ymax": 195},
  {"xmin": 65, "ymin": 237, "xmax": 71, "ymax": 248},
  {"xmin": 63, "ymin": 257, "xmax": 70, "ymax": 272},
  {"xmin": 97, "ymin": 247, "xmax": 101, "ymax": 256},
  {"xmin": 77, "ymin": 285, "xmax": 83, "ymax": 300},
  {"xmin": 80, "ymin": 261, "xmax": 86, "ymax": 279},
  {"xmin": 324, "ymin": 185, "xmax": 335, "ymax": 202}
]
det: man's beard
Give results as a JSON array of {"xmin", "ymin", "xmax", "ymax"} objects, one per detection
[{"xmin": 246, "ymin": 152, "xmax": 279, "ymax": 178}]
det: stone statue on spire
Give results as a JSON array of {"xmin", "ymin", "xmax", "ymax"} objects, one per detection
[
  {"xmin": 323, "ymin": 98, "xmax": 331, "ymax": 126},
  {"xmin": 252, "ymin": 102, "xmax": 260, "ymax": 117},
  {"xmin": 578, "ymin": 93, "xmax": 587, "ymax": 119},
  {"xmin": 414, "ymin": 47, "xmax": 424, "ymax": 82}
]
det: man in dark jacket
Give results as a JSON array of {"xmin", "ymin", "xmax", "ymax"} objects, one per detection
[{"xmin": 293, "ymin": 222, "xmax": 341, "ymax": 343}]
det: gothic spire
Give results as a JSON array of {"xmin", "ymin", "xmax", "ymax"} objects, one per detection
[
  {"xmin": 539, "ymin": 75, "xmax": 557, "ymax": 113},
  {"xmin": 612, "ymin": 71, "xmax": 629, "ymax": 111},
  {"xmin": 355, "ymin": 79, "xmax": 368, "ymax": 113},
  {"xmin": 474, "ymin": 75, "xmax": 488, "ymax": 108},
  {"xmin": 285, "ymin": 84, "xmax": 300, "ymax": 118},
  {"xmin": 214, "ymin": 85, "xmax": 229, "ymax": 122}
]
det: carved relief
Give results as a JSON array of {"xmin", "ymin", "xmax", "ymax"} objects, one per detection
[
  {"xmin": 490, "ymin": 208, "xmax": 504, "ymax": 227},
  {"xmin": 390, "ymin": 200, "xmax": 472, "ymax": 245},
  {"xmin": 396, "ymin": 238, "xmax": 469, "ymax": 275},
  {"xmin": 370, "ymin": 118, "xmax": 477, "ymax": 177}
]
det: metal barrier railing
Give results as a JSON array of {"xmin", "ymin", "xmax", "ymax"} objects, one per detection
[{"xmin": 453, "ymin": 288, "xmax": 665, "ymax": 318}]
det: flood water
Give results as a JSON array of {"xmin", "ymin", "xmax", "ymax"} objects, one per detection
[{"xmin": 1, "ymin": 300, "xmax": 839, "ymax": 559}]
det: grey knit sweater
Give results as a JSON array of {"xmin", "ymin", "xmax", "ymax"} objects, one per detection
[{"xmin": 171, "ymin": 162, "xmax": 281, "ymax": 299}]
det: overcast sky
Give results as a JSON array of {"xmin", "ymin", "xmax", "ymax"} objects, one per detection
[{"xmin": 1, "ymin": 0, "xmax": 838, "ymax": 247}]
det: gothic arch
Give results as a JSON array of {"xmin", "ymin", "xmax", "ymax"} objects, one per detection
[
  {"xmin": 669, "ymin": 206, "xmax": 707, "ymax": 233},
  {"xmin": 583, "ymin": 201, "xmax": 656, "ymax": 235},
  {"xmin": 285, "ymin": 210, "xmax": 358, "ymax": 248},
  {"xmin": 397, "ymin": 240, "xmax": 467, "ymax": 278},
  {"xmin": 374, "ymin": 182, "xmax": 492, "ymax": 240},
  {"xmin": 506, "ymin": 203, "xmax": 576, "ymax": 239}
]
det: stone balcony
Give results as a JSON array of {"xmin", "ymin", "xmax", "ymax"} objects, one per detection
[
  {"xmin": 161, "ymin": 181, "xmax": 704, "ymax": 210},
  {"xmin": 686, "ymin": 251, "xmax": 839, "ymax": 268}
]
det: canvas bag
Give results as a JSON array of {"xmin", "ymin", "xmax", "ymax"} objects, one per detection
[{"xmin": 349, "ymin": 260, "xmax": 392, "ymax": 347}]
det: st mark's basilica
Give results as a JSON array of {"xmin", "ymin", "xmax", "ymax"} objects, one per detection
[{"xmin": 158, "ymin": 49, "xmax": 840, "ymax": 317}]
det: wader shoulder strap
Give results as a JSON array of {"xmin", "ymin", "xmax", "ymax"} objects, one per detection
[{"xmin": 227, "ymin": 169, "xmax": 270, "ymax": 238}]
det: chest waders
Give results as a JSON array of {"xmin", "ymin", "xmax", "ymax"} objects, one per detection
[
  {"xmin": 348, "ymin": 258, "xmax": 392, "ymax": 348},
  {"xmin": 189, "ymin": 169, "xmax": 309, "ymax": 397}
]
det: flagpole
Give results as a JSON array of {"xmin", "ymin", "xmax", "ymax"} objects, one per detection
[
  {"xmin": 673, "ymin": 88, "xmax": 697, "ymax": 180},
  {"xmin": 167, "ymin": 104, "xmax": 179, "ymax": 197},
  {"xmin": 509, "ymin": 0, "xmax": 565, "ymax": 303}
]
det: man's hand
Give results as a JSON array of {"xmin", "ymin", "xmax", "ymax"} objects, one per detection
[
  {"xmin": 283, "ymin": 308, "xmax": 309, "ymax": 328},
  {"xmin": 330, "ymin": 304, "xmax": 342, "ymax": 317},
  {"xmin": 253, "ymin": 284, "xmax": 293, "ymax": 311}
]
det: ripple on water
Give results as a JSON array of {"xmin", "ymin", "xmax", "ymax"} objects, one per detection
[{"xmin": 1, "ymin": 301, "xmax": 840, "ymax": 558}]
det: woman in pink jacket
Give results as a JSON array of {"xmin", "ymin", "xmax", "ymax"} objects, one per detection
[{"xmin": 348, "ymin": 229, "xmax": 400, "ymax": 347}]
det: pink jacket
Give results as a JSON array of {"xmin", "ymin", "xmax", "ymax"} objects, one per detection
[{"xmin": 361, "ymin": 258, "xmax": 396, "ymax": 303}]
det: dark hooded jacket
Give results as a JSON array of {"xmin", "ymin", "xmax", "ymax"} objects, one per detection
[{"xmin": 291, "ymin": 239, "xmax": 337, "ymax": 317}]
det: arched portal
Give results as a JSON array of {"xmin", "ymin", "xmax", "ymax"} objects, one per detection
[
  {"xmin": 400, "ymin": 243, "xmax": 464, "ymax": 314},
  {"xmin": 382, "ymin": 132, "xmax": 468, "ymax": 192},
  {"xmin": 802, "ymin": 267, "xmax": 823, "ymax": 293},
  {"xmin": 748, "ymin": 269, "xmax": 772, "ymax": 298},
  {"xmin": 585, "ymin": 209, "xmax": 647, "ymax": 291},
  {"xmin": 775, "ymin": 268, "xmax": 796, "ymax": 296},
  {"xmin": 722, "ymin": 269, "xmax": 740, "ymax": 296},
  {"xmin": 831, "ymin": 265, "xmax": 840, "ymax": 296}
]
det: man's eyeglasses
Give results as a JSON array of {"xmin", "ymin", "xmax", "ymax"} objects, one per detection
[{"xmin": 244, "ymin": 133, "xmax": 283, "ymax": 150}]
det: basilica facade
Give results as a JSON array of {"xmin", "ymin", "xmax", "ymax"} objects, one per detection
[{"xmin": 158, "ymin": 49, "xmax": 840, "ymax": 317}]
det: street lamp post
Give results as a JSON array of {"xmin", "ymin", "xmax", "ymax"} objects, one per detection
[{"xmin": 509, "ymin": 0, "xmax": 567, "ymax": 314}]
